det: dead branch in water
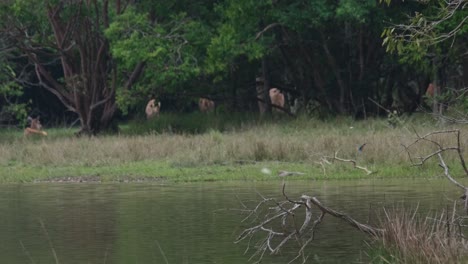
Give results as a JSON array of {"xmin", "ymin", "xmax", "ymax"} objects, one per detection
[
  {"xmin": 235, "ymin": 183, "xmax": 383, "ymax": 263},
  {"xmin": 236, "ymin": 129, "xmax": 468, "ymax": 263},
  {"xmin": 402, "ymin": 129, "xmax": 468, "ymax": 212}
]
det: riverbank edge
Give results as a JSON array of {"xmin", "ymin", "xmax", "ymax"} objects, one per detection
[{"xmin": 0, "ymin": 160, "xmax": 455, "ymax": 183}]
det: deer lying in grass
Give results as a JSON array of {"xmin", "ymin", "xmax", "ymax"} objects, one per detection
[
  {"xmin": 145, "ymin": 99, "xmax": 161, "ymax": 119},
  {"xmin": 24, "ymin": 116, "xmax": 47, "ymax": 136}
]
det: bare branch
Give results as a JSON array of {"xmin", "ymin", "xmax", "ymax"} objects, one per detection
[
  {"xmin": 403, "ymin": 129, "xmax": 468, "ymax": 212},
  {"xmin": 236, "ymin": 184, "xmax": 383, "ymax": 263},
  {"xmin": 255, "ymin": 23, "xmax": 281, "ymax": 40},
  {"xmin": 403, "ymin": 129, "xmax": 468, "ymax": 176},
  {"xmin": 322, "ymin": 151, "xmax": 374, "ymax": 175}
]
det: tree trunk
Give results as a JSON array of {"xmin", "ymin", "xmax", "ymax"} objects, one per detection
[
  {"xmin": 256, "ymin": 58, "xmax": 271, "ymax": 115},
  {"xmin": 320, "ymin": 32, "xmax": 347, "ymax": 114},
  {"xmin": 432, "ymin": 57, "xmax": 441, "ymax": 116},
  {"xmin": 31, "ymin": 1, "xmax": 119, "ymax": 135}
]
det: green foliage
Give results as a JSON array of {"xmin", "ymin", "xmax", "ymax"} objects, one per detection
[
  {"xmin": 106, "ymin": 7, "xmax": 213, "ymax": 114},
  {"xmin": 0, "ymin": 65, "xmax": 28, "ymax": 125},
  {"xmin": 274, "ymin": 0, "xmax": 333, "ymax": 30},
  {"xmin": 382, "ymin": 0, "xmax": 467, "ymax": 68},
  {"xmin": 1, "ymin": 0, "xmax": 466, "ymax": 122},
  {"xmin": 335, "ymin": 0, "xmax": 376, "ymax": 23},
  {"xmin": 206, "ymin": 0, "xmax": 273, "ymax": 76},
  {"xmin": 3, "ymin": 0, "xmax": 49, "ymax": 39}
]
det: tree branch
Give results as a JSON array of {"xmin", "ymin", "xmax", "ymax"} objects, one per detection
[
  {"xmin": 322, "ymin": 151, "xmax": 374, "ymax": 175},
  {"xmin": 403, "ymin": 129, "xmax": 468, "ymax": 212},
  {"xmin": 236, "ymin": 183, "xmax": 383, "ymax": 263}
]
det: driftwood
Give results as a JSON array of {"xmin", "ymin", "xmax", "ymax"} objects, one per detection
[
  {"xmin": 236, "ymin": 183, "xmax": 383, "ymax": 264},
  {"xmin": 320, "ymin": 151, "xmax": 374, "ymax": 175}
]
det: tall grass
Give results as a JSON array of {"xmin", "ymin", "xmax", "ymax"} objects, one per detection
[
  {"xmin": 0, "ymin": 113, "xmax": 465, "ymax": 169},
  {"xmin": 368, "ymin": 206, "xmax": 468, "ymax": 264},
  {"xmin": 120, "ymin": 112, "xmax": 263, "ymax": 135}
]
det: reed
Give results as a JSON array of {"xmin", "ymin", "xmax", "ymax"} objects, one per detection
[{"xmin": 369, "ymin": 206, "xmax": 468, "ymax": 264}]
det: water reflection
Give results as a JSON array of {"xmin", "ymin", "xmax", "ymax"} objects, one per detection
[{"xmin": 0, "ymin": 179, "xmax": 461, "ymax": 263}]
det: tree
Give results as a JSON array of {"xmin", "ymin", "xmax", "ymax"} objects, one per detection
[
  {"xmin": 207, "ymin": 0, "xmax": 422, "ymax": 116},
  {"xmin": 105, "ymin": 3, "xmax": 213, "ymax": 115},
  {"xmin": 382, "ymin": 0, "xmax": 468, "ymax": 115},
  {"xmin": 0, "ymin": 64, "xmax": 28, "ymax": 125},
  {"xmin": 0, "ymin": 34, "xmax": 28, "ymax": 125},
  {"xmin": 101, "ymin": 0, "xmax": 226, "ymax": 117},
  {"xmin": 1, "ymin": 0, "xmax": 145, "ymax": 135}
]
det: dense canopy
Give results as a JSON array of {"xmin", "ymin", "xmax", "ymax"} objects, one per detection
[{"xmin": 0, "ymin": 0, "xmax": 466, "ymax": 133}]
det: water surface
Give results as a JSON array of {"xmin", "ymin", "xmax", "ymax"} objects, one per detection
[{"xmin": 0, "ymin": 178, "xmax": 461, "ymax": 263}]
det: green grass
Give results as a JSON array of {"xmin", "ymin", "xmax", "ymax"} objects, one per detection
[
  {"xmin": 0, "ymin": 159, "xmax": 452, "ymax": 183},
  {"xmin": 120, "ymin": 112, "xmax": 264, "ymax": 135},
  {"xmin": 0, "ymin": 113, "xmax": 466, "ymax": 183}
]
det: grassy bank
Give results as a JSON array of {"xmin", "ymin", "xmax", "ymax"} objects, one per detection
[{"xmin": 0, "ymin": 114, "xmax": 466, "ymax": 183}]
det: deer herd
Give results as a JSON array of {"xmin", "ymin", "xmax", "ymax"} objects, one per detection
[
  {"xmin": 145, "ymin": 88, "xmax": 285, "ymax": 119},
  {"xmin": 24, "ymin": 88, "xmax": 286, "ymax": 135},
  {"xmin": 141, "ymin": 81, "xmax": 440, "ymax": 120},
  {"xmin": 24, "ymin": 83, "xmax": 436, "ymax": 135}
]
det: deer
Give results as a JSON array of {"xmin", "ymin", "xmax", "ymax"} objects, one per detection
[
  {"xmin": 145, "ymin": 99, "xmax": 161, "ymax": 119},
  {"xmin": 199, "ymin": 98, "xmax": 215, "ymax": 113},
  {"xmin": 24, "ymin": 116, "xmax": 47, "ymax": 136},
  {"xmin": 269, "ymin": 88, "xmax": 285, "ymax": 113},
  {"xmin": 425, "ymin": 83, "xmax": 439, "ymax": 97}
]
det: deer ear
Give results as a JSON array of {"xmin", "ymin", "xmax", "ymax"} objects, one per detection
[{"xmin": 27, "ymin": 116, "xmax": 33, "ymax": 121}]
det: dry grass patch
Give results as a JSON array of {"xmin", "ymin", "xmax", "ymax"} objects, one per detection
[
  {"xmin": 0, "ymin": 118, "xmax": 466, "ymax": 171},
  {"xmin": 371, "ymin": 206, "xmax": 468, "ymax": 264}
]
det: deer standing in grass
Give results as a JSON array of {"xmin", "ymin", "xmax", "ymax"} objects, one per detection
[
  {"xmin": 146, "ymin": 99, "xmax": 161, "ymax": 119},
  {"xmin": 198, "ymin": 98, "xmax": 215, "ymax": 113},
  {"xmin": 24, "ymin": 116, "xmax": 47, "ymax": 136},
  {"xmin": 269, "ymin": 88, "xmax": 285, "ymax": 113}
]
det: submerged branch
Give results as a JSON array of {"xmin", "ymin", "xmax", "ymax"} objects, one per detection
[{"xmin": 236, "ymin": 183, "xmax": 383, "ymax": 263}]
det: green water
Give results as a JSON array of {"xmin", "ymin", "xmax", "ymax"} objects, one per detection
[{"xmin": 0, "ymin": 179, "xmax": 462, "ymax": 263}]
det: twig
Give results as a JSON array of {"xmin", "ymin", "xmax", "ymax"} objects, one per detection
[
  {"xmin": 38, "ymin": 218, "xmax": 59, "ymax": 264},
  {"xmin": 19, "ymin": 240, "xmax": 36, "ymax": 264},
  {"xmin": 255, "ymin": 23, "xmax": 281, "ymax": 40},
  {"xmin": 155, "ymin": 240, "xmax": 169, "ymax": 264}
]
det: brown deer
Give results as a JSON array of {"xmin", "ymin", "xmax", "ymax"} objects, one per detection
[
  {"xmin": 269, "ymin": 88, "xmax": 285, "ymax": 112},
  {"xmin": 145, "ymin": 99, "xmax": 161, "ymax": 119},
  {"xmin": 425, "ymin": 83, "xmax": 439, "ymax": 97},
  {"xmin": 24, "ymin": 116, "xmax": 47, "ymax": 136},
  {"xmin": 199, "ymin": 98, "xmax": 215, "ymax": 113}
]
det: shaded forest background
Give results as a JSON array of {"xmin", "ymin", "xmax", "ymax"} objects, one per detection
[{"xmin": 0, "ymin": 0, "xmax": 467, "ymax": 134}]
